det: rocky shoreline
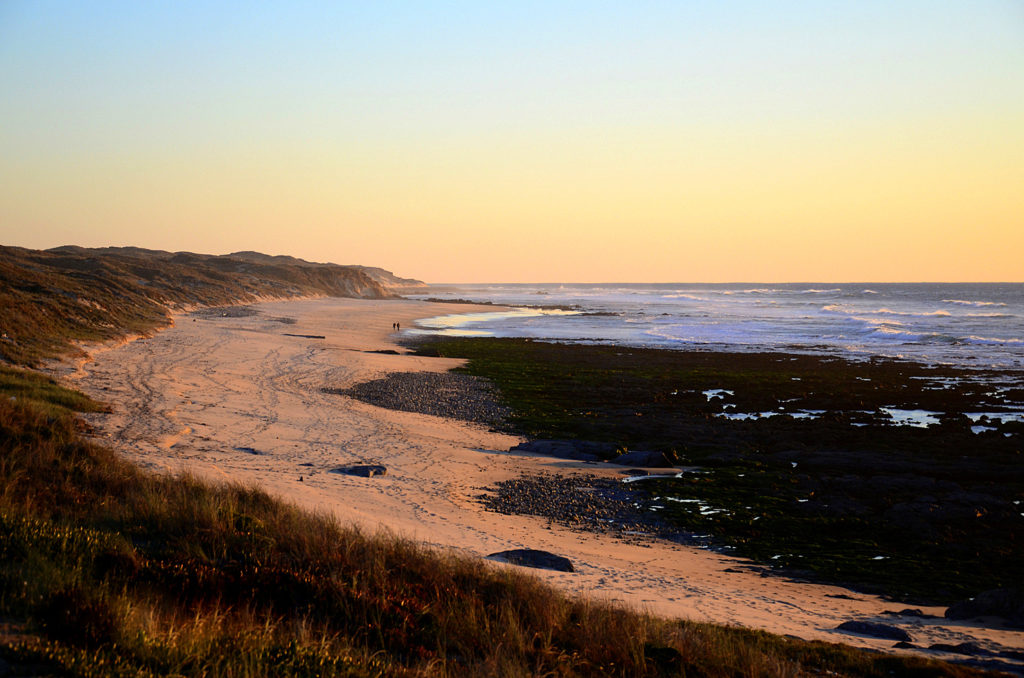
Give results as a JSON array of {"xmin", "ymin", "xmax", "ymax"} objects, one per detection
[
  {"xmin": 411, "ymin": 337, "xmax": 1024, "ymax": 606},
  {"xmin": 325, "ymin": 371, "xmax": 513, "ymax": 429},
  {"xmin": 478, "ymin": 472, "xmax": 720, "ymax": 549}
]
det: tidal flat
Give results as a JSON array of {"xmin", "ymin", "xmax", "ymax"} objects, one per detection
[{"xmin": 412, "ymin": 337, "xmax": 1024, "ymax": 604}]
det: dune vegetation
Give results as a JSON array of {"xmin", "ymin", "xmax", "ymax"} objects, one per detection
[{"xmin": 0, "ymin": 245, "xmax": 402, "ymax": 365}]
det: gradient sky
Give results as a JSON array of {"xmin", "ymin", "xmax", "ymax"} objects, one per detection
[{"xmin": 1, "ymin": 2, "xmax": 1022, "ymax": 282}]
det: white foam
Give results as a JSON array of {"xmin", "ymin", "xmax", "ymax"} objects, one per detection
[
  {"xmin": 823, "ymin": 305, "xmax": 950, "ymax": 318},
  {"xmin": 943, "ymin": 299, "xmax": 1008, "ymax": 307},
  {"xmin": 662, "ymin": 293, "xmax": 707, "ymax": 301},
  {"xmin": 962, "ymin": 335, "xmax": 1024, "ymax": 346},
  {"xmin": 410, "ymin": 283, "xmax": 1024, "ymax": 371}
]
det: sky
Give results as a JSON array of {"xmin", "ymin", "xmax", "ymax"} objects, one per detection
[{"xmin": 1, "ymin": 2, "xmax": 1022, "ymax": 283}]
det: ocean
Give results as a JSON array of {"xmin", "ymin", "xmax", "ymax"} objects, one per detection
[{"xmin": 406, "ymin": 283, "xmax": 1024, "ymax": 372}]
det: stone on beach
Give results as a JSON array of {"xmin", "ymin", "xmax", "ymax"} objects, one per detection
[
  {"xmin": 487, "ymin": 549, "xmax": 575, "ymax": 572},
  {"xmin": 508, "ymin": 439, "xmax": 609, "ymax": 461},
  {"xmin": 945, "ymin": 588, "xmax": 1024, "ymax": 627},
  {"xmin": 836, "ymin": 620, "xmax": 912, "ymax": 642}
]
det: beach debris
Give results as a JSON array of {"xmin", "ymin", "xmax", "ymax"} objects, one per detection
[
  {"xmin": 282, "ymin": 333, "xmax": 326, "ymax": 339},
  {"xmin": 235, "ymin": 446, "xmax": 263, "ymax": 455},
  {"xmin": 836, "ymin": 620, "xmax": 912, "ymax": 642},
  {"xmin": 332, "ymin": 465, "xmax": 388, "ymax": 478},
  {"xmin": 487, "ymin": 549, "xmax": 575, "ymax": 572}
]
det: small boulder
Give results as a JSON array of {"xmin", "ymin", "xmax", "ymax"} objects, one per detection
[
  {"xmin": 508, "ymin": 440, "xmax": 600, "ymax": 462},
  {"xmin": 333, "ymin": 465, "xmax": 387, "ymax": 478},
  {"xmin": 945, "ymin": 588, "xmax": 1024, "ymax": 627},
  {"xmin": 882, "ymin": 608, "xmax": 935, "ymax": 618},
  {"xmin": 487, "ymin": 549, "xmax": 574, "ymax": 572},
  {"xmin": 836, "ymin": 621, "xmax": 912, "ymax": 642}
]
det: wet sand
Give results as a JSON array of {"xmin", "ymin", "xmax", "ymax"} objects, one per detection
[{"xmin": 51, "ymin": 297, "xmax": 1023, "ymax": 666}]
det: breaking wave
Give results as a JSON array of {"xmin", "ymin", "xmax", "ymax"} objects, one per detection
[
  {"xmin": 943, "ymin": 299, "xmax": 1007, "ymax": 307},
  {"xmin": 822, "ymin": 305, "xmax": 951, "ymax": 318}
]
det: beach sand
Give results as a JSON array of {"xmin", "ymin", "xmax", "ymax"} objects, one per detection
[{"xmin": 53, "ymin": 297, "xmax": 1023, "ymax": 663}]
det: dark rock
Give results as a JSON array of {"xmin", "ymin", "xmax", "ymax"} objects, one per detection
[
  {"xmin": 235, "ymin": 446, "xmax": 262, "ymax": 455},
  {"xmin": 487, "ymin": 549, "xmax": 575, "ymax": 572},
  {"xmin": 510, "ymin": 439, "xmax": 619, "ymax": 461},
  {"xmin": 928, "ymin": 642, "xmax": 990, "ymax": 657},
  {"xmin": 510, "ymin": 440, "xmax": 600, "ymax": 462},
  {"xmin": 620, "ymin": 468, "xmax": 650, "ymax": 476},
  {"xmin": 836, "ymin": 621, "xmax": 912, "ymax": 642},
  {"xmin": 609, "ymin": 450, "xmax": 673, "ymax": 468},
  {"xmin": 945, "ymin": 588, "xmax": 1024, "ymax": 627},
  {"xmin": 882, "ymin": 608, "xmax": 934, "ymax": 618},
  {"xmin": 333, "ymin": 465, "xmax": 387, "ymax": 478},
  {"xmin": 893, "ymin": 641, "xmax": 919, "ymax": 649}
]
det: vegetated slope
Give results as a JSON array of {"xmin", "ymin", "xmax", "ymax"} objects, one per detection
[
  {"xmin": 0, "ymin": 245, "xmax": 407, "ymax": 365},
  {"xmin": 0, "ymin": 366, "xmax": 986, "ymax": 677},
  {"xmin": 224, "ymin": 250, "xmax": 428, "ymax": 291}
]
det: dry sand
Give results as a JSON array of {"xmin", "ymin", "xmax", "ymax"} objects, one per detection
[{"xmin": 53, "ymin": 297, "xmax": 1023, "ymax": 665}]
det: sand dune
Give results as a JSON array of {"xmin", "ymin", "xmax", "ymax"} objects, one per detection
[{"xmin": 52, "ymin": 297, "xmax": 1022, "ymax": 663}]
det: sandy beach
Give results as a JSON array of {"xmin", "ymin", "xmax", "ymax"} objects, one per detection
[{"xmin": 53, "ymin": 297, "xmax": 1023, "ymax": 664}]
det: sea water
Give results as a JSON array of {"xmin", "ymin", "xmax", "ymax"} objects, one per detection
[{"xmin": 406, "ymin": 283, "xmax": 1024, "ymax": 371}]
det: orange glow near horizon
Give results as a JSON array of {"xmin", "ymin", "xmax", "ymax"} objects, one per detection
[{"xmin": 1, "ymin": 3, "xmax": 1022, "ymax": 283}]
